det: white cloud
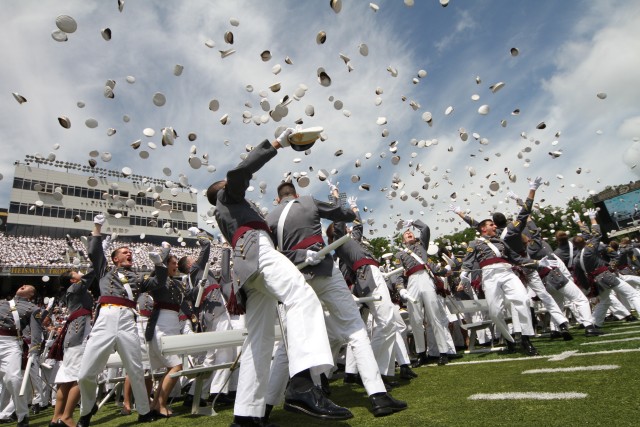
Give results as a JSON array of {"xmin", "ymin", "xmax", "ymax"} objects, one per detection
[{"xmin": 0, "ymin": 0, "xmax": 639, "ymax": 241}]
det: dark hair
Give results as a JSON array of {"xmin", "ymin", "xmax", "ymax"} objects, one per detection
[
  {"xmin": 492, "ymin": 212, "xmax": 507, "ymax": 228},
  {"xmin": 326, "ymin": 223, "xmax": 335, "ymax": 243},
  {"xmin": 555, "ymin": 231, "xmax": 569, "ymax": 245},
  {"xmin": 610, "ymin": 241, "xmax": 619, "ymax": 250},
  {"xmin": 572, "ymin": 235, "xmax": 586, "ymax": 249},
  {"xmin": 476, "ymin": 219, "xmax": 493, "ymax": 232},
  {"xmin": 277, "ymin": 181, "xmax": 296, "ymax": 199},
  {"xmin": 178, "ymin": 256, "xmax": 190, "ymax": 274},
  {"xmin": 206, "ymin": 180, "xmax": 226, "ymax": 205},
  {"xmin": 111, "ymin": 246, "xmax": 129, "ymax": 263}
]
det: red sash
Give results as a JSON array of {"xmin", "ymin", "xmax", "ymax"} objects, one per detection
[
  {"xmin": 231, "ymin": 221, "xmax": 270, "ymax": 249},
  {"xmin": 291, "ymin": 234, "xmax": 324, "ymax": 251}
]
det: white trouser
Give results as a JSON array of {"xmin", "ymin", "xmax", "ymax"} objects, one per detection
[
  {"xmin": 0, "ymin": 337, "xmax": 27, "ymax": 422},
  {"xmin": 406, "ymin": 296, "xmax": 427, "ymax": 353},
  {"xmin": 593, "ymin": 279, "xmax": 640, "ymax": 326},
  {"xmin": 78, "ymin": 305, "xmax": 150, "ymax": 416},
  {"xmin": 620, "ymin": 274, "xmax": 640, "ymax": 290},
  {"xmin": 308, "ymin": 265, "xmax": 386, "ymax": 395},
  {"xmin": 526, "ymin": 269, "xmax": 568, "ymax": 327},
  {"xmin": 482, "ymin": 264, "xmax": 534, "ymax": 336},
  {"xmin": 608, "ymin": 293, "xmax": 631, "ymax": 320},
  {"xmin": 547, "ymin": 281, "xmax": 594, "ymax": 327},
  {"xmin": 26, "ymin": 358, "xmax": 44, "ymax": 406},
  {"xmin": 189, "ymin": 309, "xmax": 237, "ymax": 398},
  {"xmin": 392, "ymin": 306, "xmax": 411, "ymax": 366},
  {"xmin": 366, "ymin": 267, "xmax": 399, "ymax": 376},
  {"xmin": 407, "ymin": 270, "xmax": 455, "ymax": 354},
  {"xmin": 0, "ymin": 380, "xmax": 16, "ymax": 420},
  {"xmin": 234, "ymin": 232, "xmax": 333, "ymax": 418}
]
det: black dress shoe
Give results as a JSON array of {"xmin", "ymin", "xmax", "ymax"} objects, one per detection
[
  {"xmin": 382, "ymin": 376, "xmax": 399, "ymax": 387},
  {"xmin": 411, "ymin": 352, "xmax": 429, "ymax": 368},
  {"xmin": 230, "ymin": 416, "xmax": 265, "ymax": 426},
  {"xmin": 559, "ymin": 322, "xmax": 574, "ymax": 341},
  {"xmin": 369, "ymin": 392, "xmax": 408, "ymax": 417},
  {"xmin": 399, "ymin": 364, "xmax": 418, "ymax": 379},
  {"xmin": 625, "ymin": 314, "xmax": 638, "ymax": 322},
  {"xmin": 212, "ymin": 393, "xmax": 235, "ymax": 406},
  {"xmin": 549, "ymin": 330, "xmax": 563, "ymax": 339},
  {"xmin": 284, "ymin": 382, "xmax": 353, "ymax": 420},
  {"xmin": 76, "ymin": 403, "xmax": 98, "ymax": 427},
  {"xmin": 438, "ymin": 354, "xmax": 449, "ymax": 366},
  {"xmin": 343, "ymin": 373, "xmax": 363, "ymax": 386},
  {"xmin": 17, "ymin": 416, "xmax": 29, "ymax": 427},
  {"xmin": 521, "ymin": 336, "xmax": 540, "ymax": 356},
  {"xmin": 319, "ymin": 373, "xmax": 331, "ymax": 397},
  {"xmin": 138, "ymin": 411, "xmax": 157, "ymax": 423},
  {"xmin": 447, "ymin": 353, "xmax": 463, "ymax": 360},
  {"xmin": 183, "ymin": 394, "xmax": 207, "ymax": 407},
  {"xmin": 585, "ymin": 326, "xmax": 605, "ymax": 336}
]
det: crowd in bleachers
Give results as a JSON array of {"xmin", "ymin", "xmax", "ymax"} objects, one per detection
[{"xmin": 0, "ymin": 233, "xmax": 225, "ymax": 271}]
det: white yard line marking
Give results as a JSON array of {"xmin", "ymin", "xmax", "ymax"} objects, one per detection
[
  {"xmin": 581, "ymin": 337, "xmax": 640, "ymax": 346},
  {"xmin": 547, "ymin": 350, "xmax": 578, "ymax": 361},
  {"xmin": 444, "ymin": 347, "xmax": 640, "ymax": 366},
  {"xmin": 607, "ymin": 325, "xmax": 640, "ymax": 331},
  {"xmin": 522, "ymin": 365, "xmax": 619, "ymax": 374},
  {"xmin": 468, "ymin": 392, "xmax": 587, "ymax": 400},
  {"xmin": 593, "ymin": 330, "xmax": 640, "ymax": 338}
]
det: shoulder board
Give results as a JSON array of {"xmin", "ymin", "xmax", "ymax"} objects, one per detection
[
  {"xmin": 35, "ymin": 312, "xmax": 42, "ymax": 319},
  {"xmin": 467, "ymin": 247, "xmax": 474, "ymax": 253},
  {"xmin": 513, "ymin": 220, "xmax": 520, "ymax": 227},
  {"xmin": 144, "ymin": 275, "xmax": 150, "ymax": 280}
]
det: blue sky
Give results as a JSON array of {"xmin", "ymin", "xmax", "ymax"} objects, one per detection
[{"xmin": 1, "ymin": 0, "xmax": 639, "ymax": 242}]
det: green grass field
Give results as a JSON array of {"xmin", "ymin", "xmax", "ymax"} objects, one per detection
[{"xmin": 25, "ymin": 319, "xmax": 640, "ymax": 427}]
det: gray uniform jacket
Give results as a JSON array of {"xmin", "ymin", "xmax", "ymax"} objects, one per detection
[
  {"xmin": 461, "ymin": 198, "xmax": 534, "ymax": 256},
  {"xmin": 189, "ymin": 239, "xmax": 221, "ymax": 329},
  {"xmin": 524, "ymin": 220, "xmax": 568, "ymax": 290},
  {"xmin": 0, "ymin": 296, "xmax": 45, "ymax": 355},
  {"xmin": 394, "ymin": 219, "xmax": 431, "ymax": 272},
  {"xmin": 61, "ymin": 274, "xmax": 95, "ymax": 349},
  {"xmin": 572, "ymin": 223, "xmax": 618, "ymax": 290},
  {"xmin": 554, "ymin": 243, "xmax": 574, "ymax": 270},
  {"xmin": 58, "ymin": 235, "xmax": 98, "ymax": 349},
  {"xmin": 333, "ymin": 211, "xmax": 378, "ymax": 297},
  {"xmin": 266, "ymin": 195, "xmax": 356, "ymax": 279},
  {"xmin": 145, "ymin": 246, "xmax": 189, "ymax": 340},
  {"xmin": 213, "ymin": 139, "xmax": 276, "ymax": 289},
  {"xmin": 90, "ymin": 234, "xmax": 166, "ymax": 310},
  {"xmin": 462, "ymin": 234, "xmax": 533, "ymax": 273}
]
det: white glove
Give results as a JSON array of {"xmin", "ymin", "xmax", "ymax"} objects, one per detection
[
  {"xmin": 101, "ymin": 234, "xmax": 112, "ymax": 253},
  {"xmin": 402, "ymin": 219, "xmax": 414, "ymax": 228},
  {"xmin": 161, "ymin": 241, "xmax": 171, "ymax": 249},
  {"xmin": 459, "ymin": 271, "xmax": 471, "ymax": 285},
  {"xmin": 94, "ymin": 214, "xmax": 106, "ymax": 225},
  {"xmin": 148, "ymin": 252, "xmax": 163, "ymax": 266},
  {"xmin": 276, "ymin": 127, "xmax": 295, "ymax": 148},
  {"xmin": 529, "ymin": 176, "xmax": 543, "ymax": 190},
  {"xmin": 188, "ymin": 226, "xmax": 200, "ymax": 236},
  {"xmin": 506, "ymin": 191, "xmax": 520, "ymax": 200},
  {"xmin": 444, "ymin": 264, "xmax": 452, "ymax": 272},
  {"xmin": 572, "ymin": 211, "xmax": 581, "ymax": 223},
  {"xmin": 326, "ymin": 178, "xmax": 338, "ymax": 193},
  {"xmin": 539, "ymin": 258, "xmax": 559, "ymax": 269},
  {"xmin": 348, "ymin": 196, "xmax": 358, "ymax": 209},
  {"xmin": 448, "ymin": 204, "xmax": 462, "ymax": 214},
  {"xmin": 586, "ymin": 208, "xmax": 597, "ymax": 219},
  {"xmin": 305, "ymin": 250, "xmax": 324, "ymax": 266},
  {"xmin": 399, "ymin": 288, "xmax": 410, "ymax": 301}
]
